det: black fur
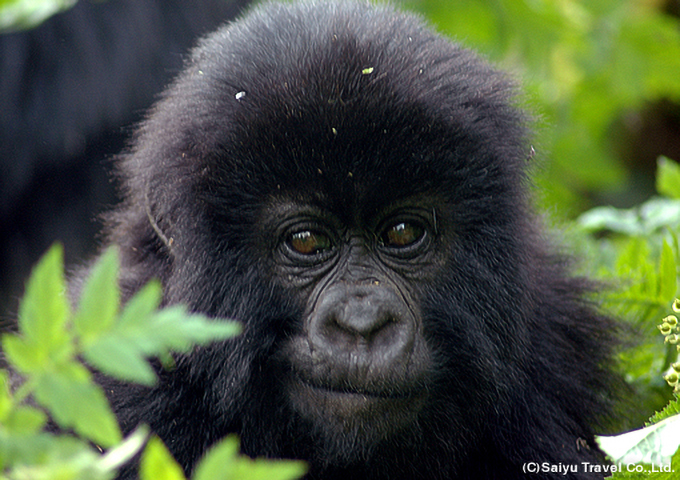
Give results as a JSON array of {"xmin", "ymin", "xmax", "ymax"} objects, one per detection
[
  {"xmin": 91, "ymin": 1, "xmax": 618, "ymax": 478},
  {"xmin": 0, "ymin": 0, "xmax": 250, "ymax": 315}
]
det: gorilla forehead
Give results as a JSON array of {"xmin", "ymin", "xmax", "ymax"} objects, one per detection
[{"xmin": 136, "ymin": 1, "xmax": 528, "ymax": 211}]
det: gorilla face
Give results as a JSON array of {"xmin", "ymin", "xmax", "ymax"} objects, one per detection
[
  {"xmin": 266, "ymin": 195, "xmax": 437, "ymax": 441},
  {"xmin": 103, "ymin": 1, "xmax": 617, "ymax": 478},
  {"xmin": 191, "ymin": 82, "xmax": 520, "ymax": 454}
]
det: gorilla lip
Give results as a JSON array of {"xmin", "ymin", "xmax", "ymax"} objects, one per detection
[{"xmin": 290, "ymin": 374, "xmax": 427, "ymax": 418}]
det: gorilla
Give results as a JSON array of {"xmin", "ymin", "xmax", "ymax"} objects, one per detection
[
  {"xmin": 0, "ymin": 0, "xmax": 250, "ymax": 315},
  {"xmin": 90, "ymin": 1, "xmax": 619, "ymax": 478}
]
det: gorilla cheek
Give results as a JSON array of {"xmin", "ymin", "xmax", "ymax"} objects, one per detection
[{"xmin": 284, "ymin": 282, "xmax": 431, "ymax": 436}]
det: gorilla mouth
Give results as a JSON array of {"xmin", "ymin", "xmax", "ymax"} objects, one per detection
[
  {"xmin": 303, "ymin": 378, "xmax": 410, "ymax": 400},
  {"xmin": 289, "ymin": 374, "xmax": 427, "ymax": 420}
]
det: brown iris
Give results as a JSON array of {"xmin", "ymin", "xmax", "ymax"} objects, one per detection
[
  {"xmin": 383, "ymin": 222, "xmax": 423, "ymax": 248},
  {"xmin": 289, "ymin": 231, "xmax": 331, "ymax": 255}
]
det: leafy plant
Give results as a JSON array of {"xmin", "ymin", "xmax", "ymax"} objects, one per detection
[
  {"xmin": 597, "ymin": 300, "xmax": 680, "ymax": 480},
  {"xmin": 0, "ymin": 244, "xmax": 306, "ymax": 480},
  {"xmin": 0, "ymin": 0, "xmax": 76, "ymax": 32},
  {"xmin": 568, "ymin": 157, "xmax": 680, "ymax": 426}
]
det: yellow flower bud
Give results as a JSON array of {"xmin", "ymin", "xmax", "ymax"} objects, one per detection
[
  {"xmin": 664, "ymin": 372, "xmax": 679, "ymax": 386},
  {"xmin": 664, "ymin": 315, "xmax": 678, "ymax": 327},
  {"xmin": 659, "ymin": 323, "xmax": 673, "ymax": 335}
]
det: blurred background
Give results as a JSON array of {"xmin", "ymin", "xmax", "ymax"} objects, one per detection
[
  {"xmin": 0, "ymin": 0, "xmax": 251, "ymax": 315},
  {"xmin": 408, "ymin": 0, "xmax": 680, "ymax": 215},
  {"xmin": 1, "ymin": 0, "xmax": 680, "ymax": 427}
]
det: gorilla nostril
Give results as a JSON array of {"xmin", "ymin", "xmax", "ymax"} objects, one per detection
[
  {"xmin": 309, "ymin": 283, "xmax": 414, "ymax": 358},
  {"xmin": 331, "ymin": 311, "xmax": 394, "ymax": 343},
  {"xmin": 336, "ymin": 305, "xmax": 389, "ymax": 337}
]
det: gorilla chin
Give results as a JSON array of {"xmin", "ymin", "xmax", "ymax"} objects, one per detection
[{"xmin": 287, "ymin": 375, "xmax": 429, "ymax": 464}]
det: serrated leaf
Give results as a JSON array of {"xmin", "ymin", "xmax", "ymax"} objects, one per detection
[
  {"xmin": 73, "ymin": 247, "xmax": 121, "ymax": 344},
  {"xmin": 118, "ymin": 280, "xmax": 163, "ymax": 328},
  {"xmin": 149, "ymin": 308, "xmax": 241, "ymax": 353},
  {"xmin": 597, "ymin": 414, "xmax": 680, "ymax": 466},
  {"xmin": 83, "ymin": 337, "xmax": 157, "ymax": 386},
  {"xmin": 140, "ymin": 437, "xmax": 186, "ymax": 480},
  {"xmin": 17, "ymin": 244, "xmax": 71, "ymax": 354},
  {"xmin": 648, "ymin": 398, "xmax": 680, "ymax": 426},
  {"xmin": 657, "ymin": 157, "xmax": 680, "ymax": 200},
  {"xmin": 173, "ymin": 316, "xmax": 242, "ymax": 346},
  {"xmin": 33, "ymin": 362, "xmax": 121, "ymax": 447},
  {"xmin": 114, "ymin": 306, "xmax": 240, "ymax": 360}
]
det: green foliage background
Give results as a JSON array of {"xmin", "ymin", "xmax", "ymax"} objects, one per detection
[{"xmin": 408, "ymin": 0, "xmax": 680, "ymax": 216}]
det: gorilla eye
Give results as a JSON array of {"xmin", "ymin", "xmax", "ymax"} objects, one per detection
[
  {"xmin": 382, "ymin": 222, "xmax": 424, "ymax": 248},
  {"xmin": 289, "ymin": 231, "xmax": 332, "ymax": 255}
]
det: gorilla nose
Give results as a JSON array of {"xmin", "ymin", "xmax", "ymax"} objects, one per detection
[{"xmin": 307, "ymin": 283, "xmax": 416, "ymax": 362}]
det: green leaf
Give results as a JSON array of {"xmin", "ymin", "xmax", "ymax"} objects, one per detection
[
  {"xmin": 83, "ymin": 337, "xmax": 157, "ymax": 386},
  {"xmin": 577, "ymin": 205, "xmax": 644, "ymax": 236},
  {"xmin": 577, "ymin": 199, "xmax": 680, "ymax": 236},
  {"xmin": 4, "ymin": 405, "xmax": 48, "ymax": 435},
  {"xmin": 2, "ymin": 334, "xmax": 45, "ymax": 374},
  {"xmin": 597, "ymin": 414, "xmax": 680, "ymax": 466},
  {"xmin": 657, "ymin": 157, "xmax": 680, "ymax": 200},
  {"xmin": 191, "ymin": 435, "xmax": 240, "ymax": 480},
  {"xmin": 33, "ymin": 362, "xmax": 121, "ymax": 447},
  {"xmin": 192, "ymin": 436, "xmax": 306, "ymax": 480},
  {"xmin": 648, "ymin": 399, "xmax": 680, "ymax": 426},
  {"xmin": 115, "ymin": 305, "xmax": 239, "ymax": 360},
  {"xmin": 16, "ymin": 243, "xmax": 71, "ymax": 357},
  {"xmin": 658, "ymin": 240, "xmax": 678, "ymax": 302},
  {"xmin": 86, "ymin": 287, "xmax": 237, "ymax": 385},
  {"xmin": 140, "ymin": 437, "xmax": 187, "ymax": 480},
  {"xmin": 0, "ymin": 434, "xmax": 97, "ymax": 479},
  {"xmin": 73, "ymin": 247, "xmax": 120, "ymax": 345},
  {"xmin": 149, "ymin": 308, "xmax": 242, "ymax": 354},
  {"xmin": 118, "ymin": 280, "xmax": 163, "ymax": 328},
  {"xmin": 228, "ymin": 458, "xmax": 308, "ymax": 480},
  {"xmin": 0, "ymin": 0, "xmax": 78, "ymax": 33},
  {"xmin": 0, "ymin": 370, "xmax": 11, "ymax": 420}
]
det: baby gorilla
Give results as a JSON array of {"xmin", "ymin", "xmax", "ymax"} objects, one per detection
[{"xmin": 95, "ymin": 1, "xmax": 618, "ymax": 478}]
